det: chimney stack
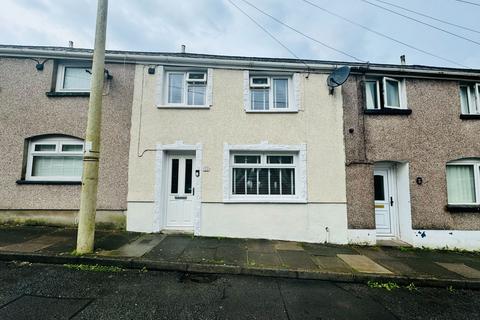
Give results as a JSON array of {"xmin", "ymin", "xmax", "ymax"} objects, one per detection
[
  {"xmin": 400, "ymin": 55, "xmax": 406, "ymax": 65},
  {"xmin": 181, "ymin": 44, "xmax": 186, "ymax": 54},
  {"xmin": 68, "ymin": 41, "xmax": 74, "ymax": 48}
]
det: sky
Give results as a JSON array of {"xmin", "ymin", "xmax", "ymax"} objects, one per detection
[{"xmin": 0, "ymin": 0, "xmax": 479, "ymax": 68}]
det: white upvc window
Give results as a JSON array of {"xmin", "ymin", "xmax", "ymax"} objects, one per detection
[
  {"xmin": 446, "ymin": 159, "xmax": 480, "ymax": 205},
  {"xmin": 230, "ymin": 152, "xmax": 298, "ymax": 200},
  {"xmin": 459, "ymin": 83, "xmax": 480, "ymax": 115},
  {"xmin": 365, "ymin": 77, "xmax": 407, "ymax": 110},
  {"xmin": 56, "ymin": 64, "xmax": 92, "ymax": 92},
  {"xmin": 26, "ymin": 136, "xmax": 84, "ymax": 181},
  {"xmin": 165, "ymin": 71, "xmax": 207, "ymax": 107},
  {"xmin": 249, "ymin": 75, "xmax": 292, "ymax": 111}
]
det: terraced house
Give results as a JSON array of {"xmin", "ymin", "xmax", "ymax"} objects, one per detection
[{"xmin": 1, "ymin": 45, "xmax": 479, "ymax": 250}]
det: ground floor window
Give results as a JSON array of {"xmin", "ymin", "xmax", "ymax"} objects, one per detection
[
  {"xmin": 231, "ymin": 153, "xmax": 296, "ymax": 197},
  {"xmin": 26, "ymin": 136, "xmax": 84, "ymax": 181},
  {"xmin": 446, "ymin": 159, "xmax": 480, "ymax": 205}
]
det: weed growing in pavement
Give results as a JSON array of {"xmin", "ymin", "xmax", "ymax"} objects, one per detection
[
  {"xmin": 447, "ymin": 285, "xmax": 455, "ymax": 293},
  {"xmin": 405, "ymin": 283, "xmax": 418, "ymax": 292},
  {"xmin": 64, "ymin": 264, "xmax": 123, "ymax": 272},
  {"xmin": 367, "ymin": 281, "xmax": 400, "ymax": 291}
]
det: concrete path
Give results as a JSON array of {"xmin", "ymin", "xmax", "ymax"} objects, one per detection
[{"xmin": 0, "ymin": 226, "xmax": 479, "ymax": 289}]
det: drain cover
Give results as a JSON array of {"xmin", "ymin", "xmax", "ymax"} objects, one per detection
[{"xmin": 0, "ymin": 294, "xmax": 93, "ymax": 320}]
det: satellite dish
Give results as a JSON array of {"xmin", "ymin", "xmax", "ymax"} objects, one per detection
[{"xmin": 327, "ymin": 66, "xmax": 351, "ymax": 94}]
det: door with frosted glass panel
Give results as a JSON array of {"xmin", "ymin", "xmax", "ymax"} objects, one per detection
[
  {"xmin": 374, "ymin": 169, "xmax": 393, "ymax": 236},
  {"xmin": 166, "ymin": 155, "xmax": 195, "ymax": 229}
]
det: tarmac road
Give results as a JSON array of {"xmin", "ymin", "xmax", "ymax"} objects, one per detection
[{"xmin": 0, "ymin": 261, "xmax": 478, "ymax": 320}]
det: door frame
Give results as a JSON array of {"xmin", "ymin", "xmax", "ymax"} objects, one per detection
[
  {"xmin": 154, "ymin": 141, "xmax": 203, "ymax": 234},
  {"xmin": 374, "ymin": 163, "xmax": 400, "ymax": 239}
]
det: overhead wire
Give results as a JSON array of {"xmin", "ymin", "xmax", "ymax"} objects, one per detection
[
  {"xmin": 233, "ymin": 0, "xmax": 365, "ymax": 62},
  {"xmin": 369, "ymin": 0, "xmax": 480, "ymax": 34},
  {"xmin": 454, "ymin": 0, "xmax": 480, "ymax": 7},
  {"xmin": 359, "ymin": 0, "xmax": 480, "ymax": 47},
  {"xmin": 299, "ymin": 0, "xmax": 470, "ymax": 68}
]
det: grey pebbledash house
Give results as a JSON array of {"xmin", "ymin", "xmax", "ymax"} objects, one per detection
[{"xmin": 0, "ymin": 45, "xmax": 479, "ymax": 250}]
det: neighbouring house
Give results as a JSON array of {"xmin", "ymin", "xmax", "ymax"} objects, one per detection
[
  {"xmin": 0, "ymin": 45, "xmax": 135, "ymax": 228},
  {"xmin": 343, "ymin": 64, "xmax": 480, "ymax": 250}
]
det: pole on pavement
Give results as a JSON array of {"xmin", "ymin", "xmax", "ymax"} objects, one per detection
[{"xmin": 76, "ymin": 0, "xmax": 109, "ymax": 254}]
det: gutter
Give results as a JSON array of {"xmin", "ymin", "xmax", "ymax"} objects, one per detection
[{"xmin": 1, "ymin": 47, "xmax": 480, "ymax": 79}]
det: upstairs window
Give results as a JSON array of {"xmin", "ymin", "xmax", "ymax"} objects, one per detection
[
  {"xmin": 166, "ymin": 71, "xmax": 207, "ymax": 106},
  {"xmin": 459, "ymin": 83, "xmax": 480, "ymax": 115},
  {"xmin": 56, "ymin": 64, "xmax": 92, "ymax": 92},
  {"xmin": 365, "ymin": 77, "xmax": 407, "ymax": 110},
  {"xmin": 249, "ymin": 76, "xmax": 291, "ymax": 111},
  {"xmin": 26, "ymin": 136, "xmax": 84, "ymax": 181},
  {"xmin": 446, "ymin": 159, "xmax": 480, "ymax": 205}
]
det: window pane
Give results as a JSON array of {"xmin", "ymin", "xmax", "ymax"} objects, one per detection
[
  {"xmin": 365, "ymin": 81, "xmax": 378, "ymax": 109},
  {"xmin": 62, "ymin": 144, "xmax": 83, "ymax": 152},
  {"xmin": 184, "ymin": 159, "xmax": 193, "ymax": 194},
  {"xmin": 251, "ymin": 89, "xmax": 269, "ymax": 110},
  {"xmin": 247, "ymin": 168, "xmax": 258, "ymax": 195},
  {"xmin": 170, "ymin": 159, "xmax": 179, "ymax": 194},
  {"xmin": 233, "ymin": 168, "xmax": 246, "ymax": 195},
  {"xmin": 447, "ymin": 165, "xmax": 476, "ymax": 204},
  {"xmin": 460, "ymin": 86, "xmax": 470, "ymax": 114},
  {"xmin": 32, "ymin": 156, "xmax": 82, "ymax": 177},
  {"xmin": 63, "ymin": 67, "xmax": 91, "ymax": 90},
  {"xmin": 385, "ymin": 80, "xmax": 400, "ymax": 107},
  {"xmin": 34, "ymin": 144, "xmax": 56, "ymax": 152},
  {"xmin": 374, "ymin": 175, "xmax": 385, "ymax": 201},
  {"xmin": 252, "ymin": 77, "xmax": 268, "ymax": 85},
  {"xmin": 168, "ymin": 73, "xmax": 184, "ymax": 104},
  {"xmin": 281, "ymin": 168, "xmax": 295, "ymax": 195},
  {"xmin": 273, "ymin": 79, "xmax": 288, "ymax": 109},
  {"xmin": 187, "ymin": 84, "xmax": 206, "ymax": 105},
  {"xmin": 234, "ymin": 155, "xmax": 261, "ymax": 164},
  {"xmin": 270, "ymin": 168, "xmax": 280, "ymax": 195},
  {"xmin": 187, "ymin": 72, "xmax": 206, "ymax": 81},
  {"xmin": 259, "ymin": 169, "xmax": 269, "ymax": 195},
  {"xmin": 267, "ymin": 156, "xmax": 293, "ymax": 164}
]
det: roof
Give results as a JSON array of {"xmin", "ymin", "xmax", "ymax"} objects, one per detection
[{"xmin": 0, "ymin": 44, "xmax": 479, "ymax": 79}]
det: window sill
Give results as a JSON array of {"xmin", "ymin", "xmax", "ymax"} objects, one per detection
[
  {"xmin": 446, "ymin": 205, "xmax": 480, "ymax": 213},
  {"xmin": 156, "ymin": 105, "xmax": 210, "ymax": 109},
  {"xmin": 46, "ymin": 92, "xmax": 90, "ymax": 97},
  {"xmin": 16, "ymin": 180, "xmax": 82, "ymax": 185},
  {"xmin": 245, "ymin": 110, "xmax": 298, "ymax": 114},
  {"xmin": 364, "ymin": 109, "xmax": 412, "ymax": 115},
  {"xmin": 460, "ymin": 114, "xmax": 480, "ymax": 120}
]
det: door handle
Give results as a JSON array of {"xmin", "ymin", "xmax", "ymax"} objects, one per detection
[
  {"xmin": 175, "ymin": 196, "xmax": 187, "ymax": 200},
  {"xmin": 192, "ymin": 188, "xmax": 195, "ymax": 196},
  {"xmin": 390, "ymin": 196, "xmax": 394, "ymax": 206}
]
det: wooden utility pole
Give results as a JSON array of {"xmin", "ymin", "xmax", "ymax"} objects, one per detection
[{"xmin": 76, "ymin": 0, "xmax": 109, "ymax": 254}]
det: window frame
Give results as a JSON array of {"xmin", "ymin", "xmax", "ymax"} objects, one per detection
[
  {"xmin": 459, "ymin": 83, "xmax": 480, "ymax": 115},
  {"xmin": 55, "ymin": 63, "xmax": 92, "ymax": 93},
  {"xmin": 446, "ymin": 159, "xmax": 480, "ymax": 206},
  {"xmin": 364, "ymin": 76, "xmax": 407, "ymax": 110},
  {"xmin": 164, "ymin": 70, "xmax": 208, "ymax": 107},
  {"xmin": 26, "ymin": 136, "xmax": 84, "ymax": 182},
  {"xmin": 248, "ymin": 75, "xmax": 293, "ymax": 112}
]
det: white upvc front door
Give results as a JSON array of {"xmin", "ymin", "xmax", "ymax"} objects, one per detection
[
  {"xmin": 374, "ymin": 167, "xmax": 396, "ymax": 237},
  {"xmin": 165, "ymin": 154, "xmax": 195, "ymax": 230}
]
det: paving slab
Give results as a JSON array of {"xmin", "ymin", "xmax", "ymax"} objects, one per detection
[
  {"xmin": 0, "ymin": 235, "xmax": 69, "ymax": 253},
  {"xmin": 337, "ymin": 254, "xmax": 393, "ymax": 274},
  {"xmin": 274, "ymin": 241, "xmax": 304, "ymax": 251},
  {"xmin": 371, "ymin": 258, "xmax": 420, "ymax": 276},
  {"xmin": 94, "ymin": 232, "xmax": 141, "ymax": 252},
  {"xmin": 180, "ymin": 245, "xmax": 217, "ymax": 263},
  {"xmin": 143, "ymin": 235, "xmax": 192, "ymax": 261},
  {"xmin": 277, "ymin": 250, "xmax": 318, "ymax": 270},
  {"xmin": 0, "ymin": 227, "xmax": 56, "ymax": 246},
  {"xmin": 302, "ymin": 243, "xmax": 356, "ymax": 257},
  {"xmin": 216, "ymin": 244, "xmax": 247, "ymax": 266},
  {"xmin": 99, "ymin": 234, "xmax": 166, "ymax": 257},
  {"xmin": 436, "ymin": 262, "xmax": 480, "ymax": 279},
  {"xmin": 401, "ymin": 258, "xmax": 464, "ymax": 279},
  {"xmin": 311, "ymin": 256, "xmax": 354, "ymax": 273},
  {"xmin": 247, "ymin": 251, "xmax": 281, "ymax": 268},
  {"xmin": 246, "ymin": 239, "xmax": 276, "ymax": 253}
]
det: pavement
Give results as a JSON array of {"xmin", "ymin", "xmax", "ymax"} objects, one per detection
[
  {"xmin": 1, "ymin": 261, "xmax": 479, "ymax": 320},
  {"xmin": 0, "ymin": 226, "xmax": 479, "ymax": 289}
]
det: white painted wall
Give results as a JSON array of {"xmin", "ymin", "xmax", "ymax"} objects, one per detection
[{"xmin": 200, "ymin": 203, "xmax": 348, "ymax": 244}]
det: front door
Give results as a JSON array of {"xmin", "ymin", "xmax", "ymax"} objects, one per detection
[
  {"xmin": 374, "ymin": 168, "xmax": 395, "ymax": 237},
  {"xmin": 165, "ymin": 154, "xmax": 195, "ymax": 230}
]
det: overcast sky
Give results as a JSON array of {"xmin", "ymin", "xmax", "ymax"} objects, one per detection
[{"xmin": 1, "ymin": 0, "xmax": 479, "ymax": 68}]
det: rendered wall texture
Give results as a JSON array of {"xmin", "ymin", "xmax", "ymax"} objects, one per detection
[
  {"xmin": 0, "ymin": 57, "xmax": 135, "ymax": 211},
  {"xmin": 343, "ymin": 75, "xmax": 480, "ymax": 230}
]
